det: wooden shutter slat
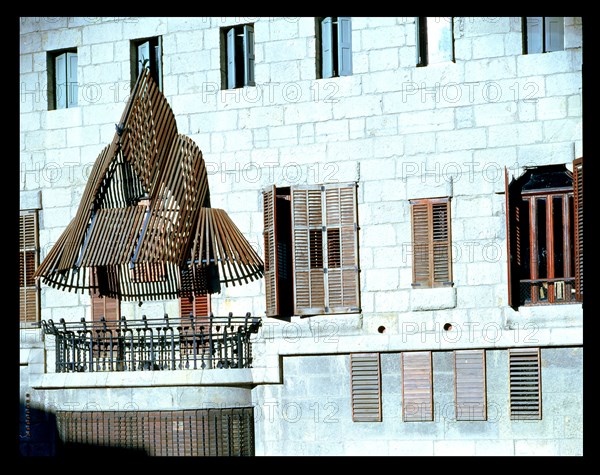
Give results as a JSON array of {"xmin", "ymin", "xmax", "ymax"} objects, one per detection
[
  {"xmin": 263, "ymin": 186, "xmax": 279, "ymax": 317},
  {"xmin": 509, "ymin": 348, "xmax": 542, "ymax": 420},
  {"xmin": 573, "ymin": 157, "xmax": 583, "ymax": 301},
  {"xmin": 402, "ymin": 351, "xmax": 433, "ymax": 422},
  {"xmin": 351, "ymin": 353, "xmax": 381, "ymax": 422},
  {"xmin": 20, "ymin": 211, "xmax": 39, "ymax": 323},
  {"xmin": 454, "ymin": 350, "xmax": 487, "ymax": 421}
]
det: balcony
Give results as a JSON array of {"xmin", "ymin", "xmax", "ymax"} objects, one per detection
[
  {"xmin": 41, "ymin": 313, "xmax": 261, "ymax": 373},
  {"xmin": 519, "ymin": 278, "xmax": 577, "ymax": 306}
]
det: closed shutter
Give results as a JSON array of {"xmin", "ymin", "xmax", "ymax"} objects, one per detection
[
  {"xmin": 454, "ymin": 350, "xmax": 487, "ymax": 421},
  {"xmin": 180, "ymin": 293, "xmax": 210, "ymax": 318},
  {"xmin": 263, "ymin": 186, "xmax": 279, "ymax": 317},
  {"xmin": 402, "ymin": 351, "xmax": 433, "ymax": 422},
  {"xmin": 227, "ymin": 28, "xmax": 236, "ymax": 89},
  {"xmin": 525, "ymin": 17, "xmax": 543, "ymax": 54},
  {"xmin": 573, "ymin": 158, "xmax": 583, "ymax": 301},
  {"xmin": 337, "ymin": 17, "xmax": 352, "ymax": 76},
  {"xmin": 321, "ymin": 17, "xmax": 333, "ymax": 78},
  {"xmin": 509, "ymin": 348, "xmax": 542, "ymax": 420},
  {"xmin": 243, "ymin": 25, "xmax": 255, "ymax": 86},
  {"xmin": 411, "ymin": 201, "xmax": 430, "ymax": 286},
  {"xmin": 66, "ymin": 52, "xmax": 78, "ymax": 108},
  {"xmin": 350, "ymin": 353, "xmax": 382, "ymax": 422},
  {"xmin": 55, "ymin": 53, "xmax": 67, "ymax": 109},
  {"xmin": 90, "ymin": 267, "xmax": 121, "ymax": 321},
  {"xmin": 545, "ymin": 17, "xmax": 564, "ymax": 52},
  {"xmin": 20, "ymin": 211, "xmax": 39, "ymax": 324}
]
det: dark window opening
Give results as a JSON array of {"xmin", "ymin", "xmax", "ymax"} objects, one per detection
[{"xmin": 132, "ymin": 36, "xmax": 162, "ymax": 90}]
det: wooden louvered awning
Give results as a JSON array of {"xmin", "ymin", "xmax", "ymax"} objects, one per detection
[{"xmin": 35, "ymin": 68, "xmax": 263, "ymax": 300}]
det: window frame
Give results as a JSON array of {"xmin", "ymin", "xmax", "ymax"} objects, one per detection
[
  {"xmin": 47, "ymin": 48, "xmax": 78, "ymax": 110},
  {"xmin": 522, "ymin": 17, "xmax": 564, "ymax": 54},
  {"xmin": 131, "ymin": 36, "xmax": 163, "ymax": 90},
  {"xmin": 221, "ymin": 24, "xmax": 255, "ymax": 90},
  {"xmin": 316, "ymin": 17, "xmax": 353, "ymax": 79},
  {"xmin": 416, "ymin": 17, "xmax": 455, "ymax": 67},
  {"xmin": 20, "ymin": 210, "xmax": 40, "ymax": 326},
  {"xmin": 89, "ymin": 267, "xmax": 121, "ymax": 322}
]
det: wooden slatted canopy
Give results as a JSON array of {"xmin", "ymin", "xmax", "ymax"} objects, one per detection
[{"xmin": 35, "ymin": 69, "xmax": 263, "ymax": 300}]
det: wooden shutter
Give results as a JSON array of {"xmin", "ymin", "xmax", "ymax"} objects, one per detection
[
  {"xmin": 20, "ymin": 211, "xmax": 39, "ymax": 324},
  {"xmin": 324, "ymin": 183, "xmax": 360, "ymax": 313},
  {"xmin": 505, "ymin": 168, "xmax": 521, "ymax": 309},
  {"xmin": 454, "ymin": 350, "xmax": 487, "ymax": 421},
  {"xmin": 573, "ymin": 158, "xmax": 583, "ymax": 301},
  {"xmin": 227, "ymin": 28, "xmax": 236, "ymax": 89},
  {"xmin": 337, "ymin": 17, "xmax": 352, "ymax": 77},
  {"xmin": 402, "ymin": 351, "xmax": 433, "ymax": 422},
  {"xmin": 90, "ymin": 267, "xmax": 121, "ymax": 321},
  {"xmin": 55, "ymin": 53, "xmax": 67, "ymax": 109},
  {"xmin": 321, "ymin": 17, "xmax": 333, "ymax": 79},
  {"xmin": 525, "ymin": 17, "xmax": 543, "ymax": 54},
  {"xmin": 180, "ymin": 293, "xmax": 210, "ymax": 317},
  {"xmin": 350, "ymin": 353, "xmax": 381, "ymax": 422},
  {"xmin": 66, "ymin": 52, "xmax": 77, "ymax": 108},
  {"xmin": 243, "ymin": 25, "xmax": 255, "ymax": 86},
  {"xmin": 545, "ymin": 17, "xmax": 564, "ymax": 52},
  {"xmin": 509, "ymin": 348, "xmax": 542, "ymax": 420},
  {"xmin": 263, "ymin": 186, "xmax": 279, "ymax": 317},
  {"xmin": 292, "ymin": 186, "xmax": 326, "ymax": 315},
  {"xmin": 154, "ymin": 37, "xmax": 163, "ymax": 91},
  {"xmin": 410, "ymin": 198, "xmax": 452, "ymax": 288}
]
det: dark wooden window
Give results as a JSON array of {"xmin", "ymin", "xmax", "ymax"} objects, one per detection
[
  {"xmin": 416, "ymin": 17, "xmax": 454, "ymax": 66},
  {"xmin": 263, "ymin": 183, "xmax": 360, "ymax": 318},
  {"xmin": 132, "ymin": 36, "xmax": 162, "ymax": 90},
  {"xmin": 222, "ymin": 24, "xmax": 255, "ymax": 89},
  {"xmin": 316, "ymin": 17, "xmax": 352, "ymax": 79},
  {"xmin": 20, "ymin": 211, "xmax": 39, "ymax": 324},
  {"xmin": 90, "ymin": 267, "xmax": 121, "ymax": 322},
  {"xmin": 523, "ymin": 17, "xmax": 564, "ymax": 54},
  {"xmin": 350, "ymin": 353, "xmax": 382, "ymax": 422},
  {"xmin": 509, "ymin": 348, "xmax": 542, "ymax": 420},
  {"xmin": 402, "ymin": 351, "xmax": 433, "ymax": 422},
  {"xmin": 410, "ymin": 197, "xmax": 452, "ymax": 288},
  {"xmin": 505, "ymin": 161, "xmax": 582, "ymax": 308},
  {"xmin": 454, "ymin": 350, "xmax": 487, "ymax": 421}
]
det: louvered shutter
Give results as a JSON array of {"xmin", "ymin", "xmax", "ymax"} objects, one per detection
[
  {"xmin": 66, "ymin": 52, "xmax": 78, "ymax": 108},
  {"xmin": 243, "ymin": 25, "xmax": 255, "ymax": 86},
  {"xmin": 227, "ymin": 28, "xmax": 236, "ymax": 89},
  {"xmin": 55, "ymin": 53, "xmax": 67, "ymax": 109},
  {"xmin": 432, "ymin": 200, "xmax": 451, "ymax": 285},
  {"xmin": 350, "ymin": 353, "xmax": 382, "ymax": 422},
  {"xmin": 573, "ymin": 158, "xmax": 583, "ymax": 301},
  {"xmin": 263, "ymin": 186, "xmax": 279, "ymax": 317},
  {"xmin": 180, "ymin": 293, "xmax": 210, "ymax": 318},
  {"xmin": 545, "ymin": 17, "xmax": 564, "ymax": 52},
  {"xmin": 324, "ymin": 183, "xmax": 360, "ymax": 312},
  {"xmin": 505, "ymin": 168, "xmax": 522, "ymax": 309},
  {"xmin": 321, "ymin": 17, "xmax": 333, "ymax": 79},
  {"xmin": 337, "ymin": 17, "xmax": 352, "ymax": 76},
  {"xmin": 509, "ymin": 348, "xmax": 542, "ymax": 420},
  {"xmin": 454, "ymin": 350, "xmax": 487, "ymax": 421},
  {"xmin": 402, "ymin": 351, "xmax": 433, "ymax": 422},
  {"xmin": 411, "ymin": 201, "xmax": 430, "ymax": 286},
  {"xmin": 90, "ymin": 267, "xmax": 121, "ymax": 321},
  {"xmin": 19, "ymin": 211, "xmax": 39, "ymax": 324},
  {"xmin": 526, "ymin": 17, "xmax": 543, "ymax": 54},
  {"xmin": 292, "ymin": 186, "xmax": 326, "ymax": 315}
]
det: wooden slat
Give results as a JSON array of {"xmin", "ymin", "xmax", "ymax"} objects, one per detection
[
  {"xmin": 402, "ymin": 351, "xmax": 433, "ymax": 422},
  {"xmin": 573, "ymin": 157, "xmax": 583, "ymax": 301},
  {"xmin": 263, "ymin": 186, "xmax": 279, "ymax": 317},
  {"xmin": 351, "ymin": 353, "xmax": 382, "ymax": 422},
  {"xmin": 454, "ymin": 350, "xmax": 487, "ymax": 421},
  {"xmin": 509, "ymin": 348, "xmax": 542, "ymax": 420}
]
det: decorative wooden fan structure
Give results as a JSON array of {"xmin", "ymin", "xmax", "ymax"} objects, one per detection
[{"xmin": 35, "ymin": 68, "xmax": 263, "ymax": 301}]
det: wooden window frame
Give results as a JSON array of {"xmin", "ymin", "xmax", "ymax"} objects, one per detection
[
  {"xmin": 20, "ymin": 210, "xmax": 40, "ymax": 326},
  {"xmin": 454, "ymin": 350, "xmax": 487, "ymax": 421},
  {"xmin": 410, "ymin": 197, "xmax": 453, "ymax": 288}
]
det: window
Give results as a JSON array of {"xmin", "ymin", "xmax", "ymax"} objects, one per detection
[
  {"xmin": 350, "ymin": 353, "xmax": 382, "ymax": 422},
  {"xmin": 410, "ymin": 197, "xmax": 453, "ymax": 288},
  {"xmin": 505, "ymin": 160, "xmax": 583, "ymax": 308},
  {"xmin": 132, "ymin": 37, "xmax": 162, "ymax": 90},
  {"xmin": 316, "ymin": 17, "xmax": 352, "ymax": 79},
  {"xmin": 20, "ymin": 210, "xmax": 39, "ymax": 325},
  {"xmin": 263, "ymin": 182, "xmax": 360, "ymax": 318},
  {"xmin": 416, "ymin": 17, "xmax": 454, "ymax": 66},
  {"xmin": 509, "ymin": 348, "xmax": 541, "ymax": 420},
  {"xmin": 180, "ymin": 293, "xmax": 211, "ymax": 318},
  {"xmin": 90, "ymin": 267, "xmax": 120, "ymax": 322},
  {"xmin": 222, "ymin": 24, "xmax": 255, "ymax": 89},
  {"xmin": 454, "ymin": 350, "xmax": 487, "ymax": 421},
  {"xmin": 402, "ymin": 351, "xmax": 433, "ymax": 422},
  {"xmin": 48, "ymin": 49, "xmax": 77, "ymax": 110},
  {"xmin": 523, "ymin": 17, "xmax": 564, "ymax": 54}
]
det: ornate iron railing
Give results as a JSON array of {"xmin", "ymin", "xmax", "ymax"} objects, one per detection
[{"xmin": 41, "ymin": 313, "xmax": 261, "ymax": 373}]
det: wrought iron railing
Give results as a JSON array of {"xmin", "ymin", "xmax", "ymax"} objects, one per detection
[
  {"xmin": 519, "ymin": 277, "xmax": 577, "ymax": 305},
  {"xmin": 41, "ymin": 313, "xmax": 261, "ymax": 373}
]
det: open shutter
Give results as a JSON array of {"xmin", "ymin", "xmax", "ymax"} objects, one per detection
[
  {"xmin": 20, "ymin": 211, "xmax": 39, "ymax": 324},
  {"xmin": 263, "ymin": 186, "xmax": 279, "ymax": 317},
  {"xmin": 350, "ymin": 353, "xmax": 382, "ymax": 422},
  {"xmin": 137, "ymin": 40, "xmax": 150, "ymax": 74},
  {"xmin": 292, "ymin": 186, "xmax": 326, "ymax": 315},
  {"xmin": 573, "ymin": 157, "xmax": 583, "ymax": 301},
  {"xmin": 545, "ymin": 17, "xmax": 564, "ymax": 52},
  {"xmin": 154, "ymin": 37, "xmax": 163, "ymax": 91},
  {"xmin": 227, "ymin": 28, "xmax": 236, "ymax": 89},
  {"xmin": 402, "ymin": 351, "xmax": 433, "ymax": 422},
  {"xmin": 321, "ymin": 17, "xmax": 333, "ymax": 79},
  {"xmin": 411, "ymin": 201, "xmax": 430, "ymax": 287},
  {"xmin": 55, "ymin": 53, "xmax": 67, "ymax": 109},
  {"xmin": 337, "ymin": 17, "xmax": 352, "ymax": 76},
  {"xmin": 432, "ymin": 199, "xmax": 451, "ymax": 285},
  {"xmin": 505, "ymin": 168, "xmax": 521, "ymax": 309},
  {"xmin": 324, "ymin": 183, "xmax": 360, "ymax": 313},
  {"xmin": 525, "ymin": 17, "xmax": 543, "ymax": 54},
  {"xmin": 243, "ymin": 25, "xmax": 255, "ymax": 86},
  {"xmin": 66, "ymin": 52, "xmax": 78, "ymax": 108},
  {"xmin": 509, "ymin": 348, "xmax": 542, "ymax": 420},
  {"xmin": 454, "ymin": 350, "xmax": 487, "ymax": 421}
]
